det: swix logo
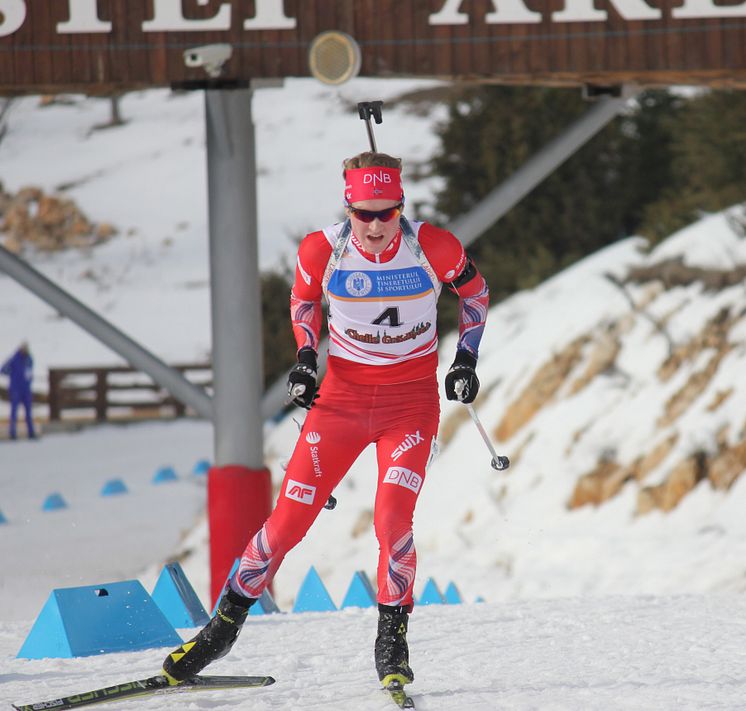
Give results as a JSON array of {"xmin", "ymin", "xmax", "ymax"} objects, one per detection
[
  {"xmin": 391, "ymin": 431, "xmax": 424, "ymax": 461},
  {"xmin": 383, "ymin": 466, "xmax": 423, "ymax": 494},
  {"xmin": 285, "ymin": 479, "xmax": 316, "ymax": 505},
  {"xmin": 363, "ymin": 171, "xmax": 392, "ymax": 186},
  {"xmin": 305, "ymin": 432, "xmax": 321, "ymax": 444}
]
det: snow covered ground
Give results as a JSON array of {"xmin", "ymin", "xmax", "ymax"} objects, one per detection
[
  {"xmin": 4, "ymin": 593, "xmax": 746, "ymax": 710},
  {"xmin": 2, "ymin": 83, "xmax": 746, "ymax": 709}
]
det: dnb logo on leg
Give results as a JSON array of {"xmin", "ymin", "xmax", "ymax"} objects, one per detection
[
  {"xmin": 383, "ymin": 466, "xmax": 422, "ymax": 494},
  {"xmin": 285, "ymin": 478, "xmax": 316, "ymax": 505}
]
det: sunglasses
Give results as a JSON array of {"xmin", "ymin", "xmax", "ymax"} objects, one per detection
[{"xmin": 347, "ymin": 203, "xmax": 403, "ymax": 223}]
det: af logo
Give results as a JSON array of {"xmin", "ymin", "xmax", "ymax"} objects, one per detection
[
  {"xmin": 346, "ymin": 271, "xmax": 373, "ymax": 297},
  {"xmin": 285, "ymin": 478, "xmax": 316, "ymax": 505}
]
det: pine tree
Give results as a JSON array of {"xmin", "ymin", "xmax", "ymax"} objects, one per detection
[{"xmin": 639, "ymin": 90, "xmax": 746, "ymax": 241}]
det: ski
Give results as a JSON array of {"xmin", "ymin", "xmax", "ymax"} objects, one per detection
[
  {"xmin": 12, "ymin": 673, "xmax": 275, "ymax": 710},
  {"xmin": 384, "ymin": 680, "xmax": 416, "ymax": 709}
]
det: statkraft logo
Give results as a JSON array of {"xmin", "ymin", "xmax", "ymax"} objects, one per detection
[
  {"xmin": 309, "ymin": 445, "xmax": 323, "ymax": 477},
  {"xmin": 383, "ymin": 466, "xmax": 423, "ymax": 494},
  {"xmin": 285, "ymin": 479, "xmax": 316, "ymax": 505},
  {"xmin": 305, "ymin": 431, "xmax": 321, "ymax": 444}
]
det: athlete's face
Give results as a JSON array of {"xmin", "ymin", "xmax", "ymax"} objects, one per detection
[{"xmin": 347, "ymin": 199, "xmax": 402, "ymax": 255}]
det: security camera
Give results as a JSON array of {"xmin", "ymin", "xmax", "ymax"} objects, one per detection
[{"xmin": 183, "ymin": 43, "xmax": 233, "ymax": 78}]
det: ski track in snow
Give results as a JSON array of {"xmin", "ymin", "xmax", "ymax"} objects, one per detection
[{"xmin": 3, "ymin": 597, "xmax": 746, "ymax": 710}]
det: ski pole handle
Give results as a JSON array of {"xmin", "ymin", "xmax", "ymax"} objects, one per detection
[
  {"xmin": 290, "ymin": 383, "xmax": 306, "ymax": 398},
  {"xmin": 285, "ymin": 382, "xmax": 307, "ymax": 407}
]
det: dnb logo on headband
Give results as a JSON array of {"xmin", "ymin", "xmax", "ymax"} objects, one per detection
[
  {"xmin": 345, "ymin": 167, "xmax": 402, "ymax": 203},
  {"xmin": 364, "ymin": 171, "xmax": 392, "ymax": 196}
]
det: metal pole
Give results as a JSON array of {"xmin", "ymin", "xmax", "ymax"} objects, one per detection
[
  {"xmin": 0, "ymin": 244, "xmax": 212, "ymax": 418},
  {"xmin": 205, "ymin": 87, "xmax": 264, "ymax": 468},
  {"xmin": 204, "ymin": 85, "xmax": 272, "ymax": 604}
]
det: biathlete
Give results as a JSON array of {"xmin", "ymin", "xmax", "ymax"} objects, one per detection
[{"xmin": 162, "ymin": 150, "xmax": 489, "ymax": 691}]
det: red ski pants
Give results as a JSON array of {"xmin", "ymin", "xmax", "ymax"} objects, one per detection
[{"xmin": 232, "ymin": 368, "xmax": 440, "ymax": 608}]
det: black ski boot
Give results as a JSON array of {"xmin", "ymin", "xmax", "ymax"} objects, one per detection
[
  {"xmin": 162, "ymin": 588, "xmax": 255, "ymax": 685},
  {"xmin": 375, "ymin": 604, "xmax": 414, "ymax": 688}
]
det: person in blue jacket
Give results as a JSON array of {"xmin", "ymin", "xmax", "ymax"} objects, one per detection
[{"xmin": 1, "ymin": 342, "xmax": 36, "ymax": 440}]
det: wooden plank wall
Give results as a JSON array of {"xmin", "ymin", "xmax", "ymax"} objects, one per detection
[{"xmin": 1, "ymin": 0, "xmax": 745, "ymax": 93}]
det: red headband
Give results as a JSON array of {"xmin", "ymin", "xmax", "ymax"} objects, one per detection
[{"xmin": 344, "ymin": 167, "xmax": 403, "ymax": 203}]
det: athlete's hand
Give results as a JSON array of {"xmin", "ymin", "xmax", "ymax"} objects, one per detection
[
  {"xmin": 444, "ymin": 350, "xmax": 480, "ymax": 404},
  {"xmin": 287, "ymin": 348, "xmax": 318, "ymax": 409}
]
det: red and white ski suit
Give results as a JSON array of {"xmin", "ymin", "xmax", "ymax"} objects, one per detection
[{"xmin": 232, "ymin": 220, "xmax": 488, "ymax": 608}]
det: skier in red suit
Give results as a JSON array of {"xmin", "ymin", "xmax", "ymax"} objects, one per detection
[{"xmin": 163, "ymin": 152, "xmax": 489, "ymax": 692}]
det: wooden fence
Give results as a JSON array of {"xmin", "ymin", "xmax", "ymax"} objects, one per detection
[{"xmin": 46, "ymin": 364, "xmax": 212, "ymax": 423}]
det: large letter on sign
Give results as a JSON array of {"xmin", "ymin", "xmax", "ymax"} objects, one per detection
[
  {"xmin": 486, "ymin": 0, "xmax": 541, "ymax": 24},
  {"xmin": 429, "ymin": 0, "xmax": 469, "ymax": 25},
  {"xmin": 0, "ymin": 0, "xmax": 26, "ymax": 37},
  {"xmin": 243, "ymin": 0, "xmax": 296, "ymax": 29},
  {"xmin": 58, "ymin": 0, "xmax": 112, "ymax": 33},
  {"xmin": 553, "ymin": 0, "xmax": 661, "ymax": 21},
  {"xmin": 143, "ymin": 0, "xmax": 231, "ymax": 31},
  {"xmin": 430, "ymin": 0, "xmax": 541, "ymax": 24},
  {"xmin": 673, "ymin": 0, "xmax": 746, "ymax": 17}
]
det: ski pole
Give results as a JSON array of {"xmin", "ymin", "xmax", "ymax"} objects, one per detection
[
  {"xmin": 357, "ymin": 101, "xmax": 383, "ymax": 152},
  {"xmin": 454, "ymin": 381, "xmax": 510, "ymax": 471}
]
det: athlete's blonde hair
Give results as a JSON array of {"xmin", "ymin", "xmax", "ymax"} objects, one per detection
[{"xmin": 343, "ymin": 151, "xmax": 402, "ymax": 178}]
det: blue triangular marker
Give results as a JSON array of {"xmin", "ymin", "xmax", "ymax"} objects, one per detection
[
  {"xmin": 192, "ymin": 459, "xmax": 210, "ymax": 476},
  {"xmin": 17, "ymin": 581, "xmax": 181, "ymax": 659},
  {"xmin": 249, "ymin": 589, "xmax": 281, "ymax": 616},
  {"xmin": 341, "ymin": 570, "xmax": 376, "ymax": 609},
  {"xmin": 292, "ymin": 566, "xmax": 336, "ymax": 613},
  {"xmin": 419, "ymin": 578, "xmax": 445, "ymax": 605},
  {"xmin": 42, "ymin": 493, "xmax": 67, "ymax": 511},
  {"xmin": 100, "ymin": 478, "xmax": 128, "ymax": 497},
  {"xmin": 211, "ymin": 558, "xmax": 240, "ymax": 616},
  {"xmin": 152, "ymin": 466, "xmax": 178, "ymax": 484},
  {"xmin": 151, "ymin": 562, "xmax": 210, "ymax": 628},
  {"xmin": 444, "ymin": 581, "xmax": 463, "ymax": 604},
  {"xmin": 210, "ymin": 559, "xmax": 281, "ymax": 616}
]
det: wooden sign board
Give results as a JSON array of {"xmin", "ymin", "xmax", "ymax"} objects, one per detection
[{"xmin": 1, "ymin": 0, "xmax": 745, "ymax": 94}]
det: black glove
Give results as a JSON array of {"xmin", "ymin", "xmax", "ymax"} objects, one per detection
[
  {"xmin": 444, "ymin": 349, "xmax": 480, "ymax": 403},
  {"xmin": 287, "ymin": 348, "xmax": 318, "ymax": 409}
]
